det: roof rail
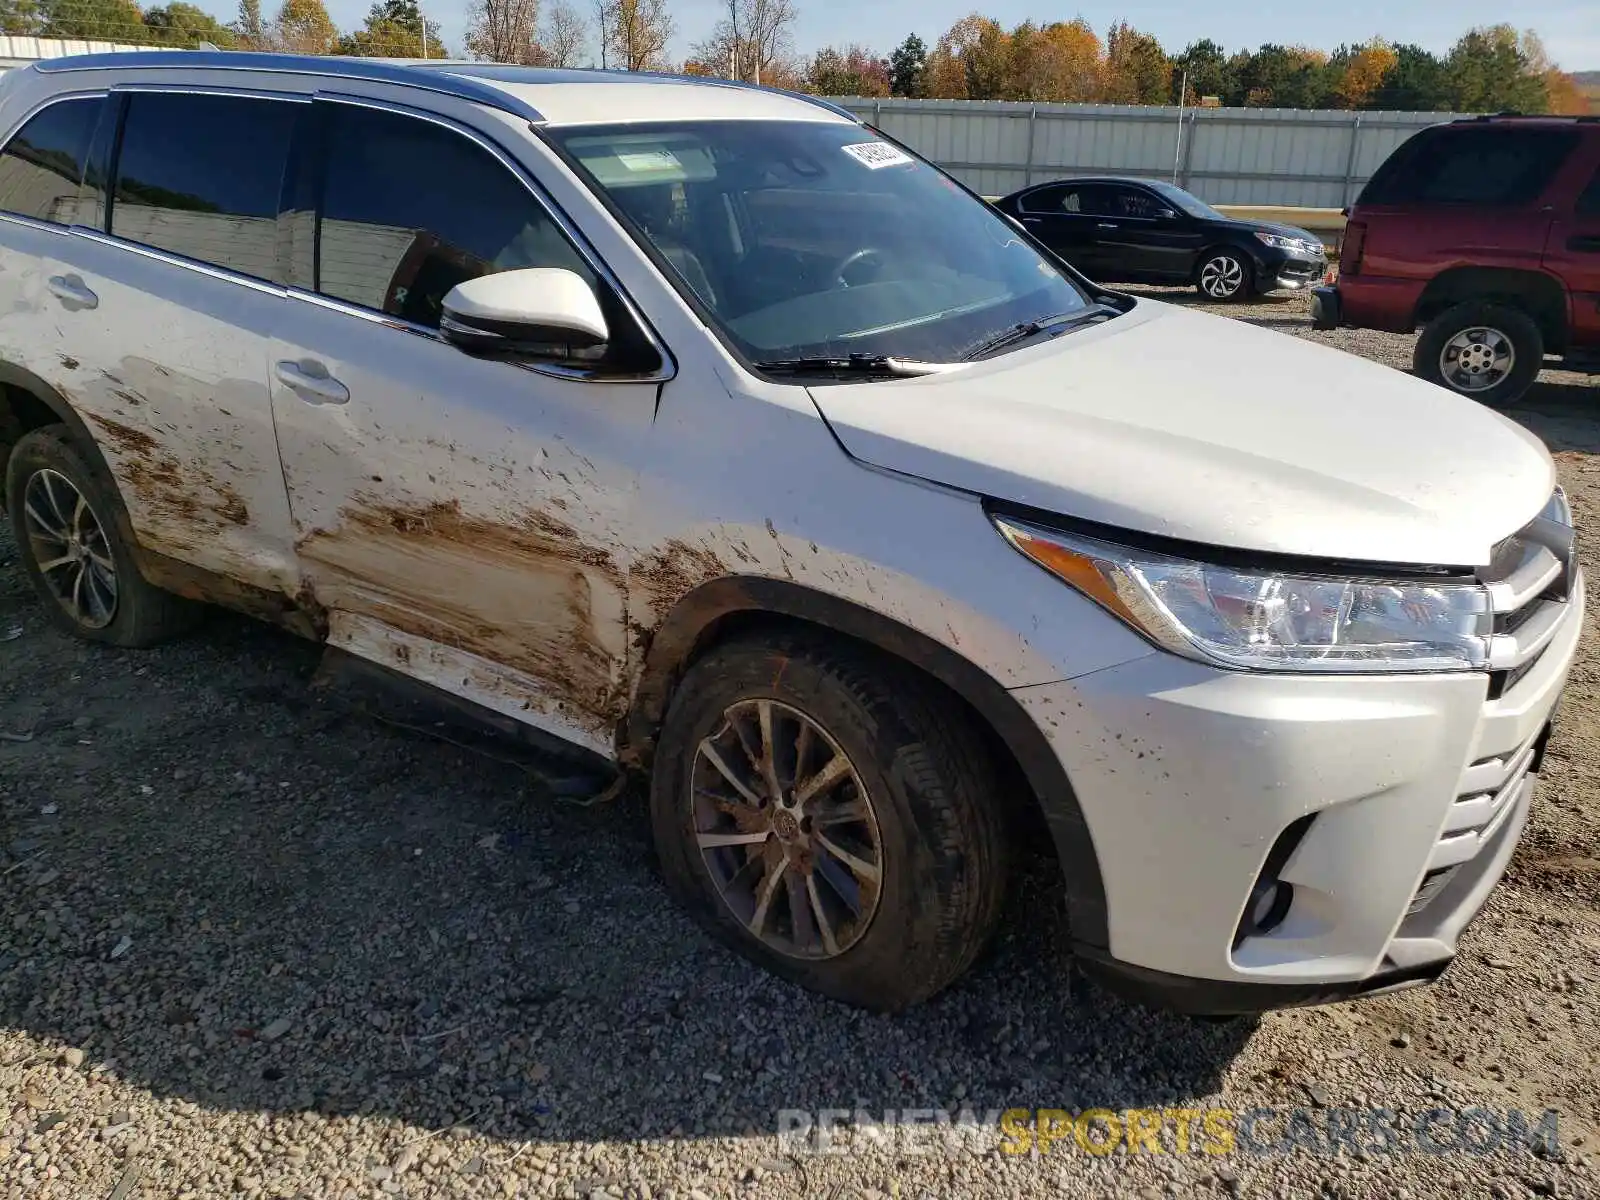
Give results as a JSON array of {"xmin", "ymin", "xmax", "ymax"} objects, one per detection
[
  {"xmin": 1458, "ymin": 111, "xmax": 1600, "ymax": 124},
  {"xmin": 33, "ymin": 50, "xmax": 546, "ymax": 123}
]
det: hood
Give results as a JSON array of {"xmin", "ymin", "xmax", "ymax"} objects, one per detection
[{"xmin": 807, "ymin": 300, "xmax": 1555, "ymax": 567}]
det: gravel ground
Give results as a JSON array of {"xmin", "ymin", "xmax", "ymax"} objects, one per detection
[{"xmin": 3, "ymin": 288, "xmax": 1600, "ymax": 1200}]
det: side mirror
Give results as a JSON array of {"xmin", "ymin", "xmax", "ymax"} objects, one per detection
[
  {"xmin": 440, "ymin": 268, "xmax": 608, "ymax": 361},
  {"xmin": 1154, "ymin": 207, "xmax": 1178, "ymax": 221}
]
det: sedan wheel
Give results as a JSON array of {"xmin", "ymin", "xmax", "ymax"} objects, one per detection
[{"xmin": 1197, "ymin": 251, "xmax": 1249, "ymax": 301}]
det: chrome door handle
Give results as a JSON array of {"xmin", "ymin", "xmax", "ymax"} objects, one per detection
[
  {"xmin": 47, "ymin": 274, "xmax": 97, "ymax": 310},
  {"xmin": 1095, "ymin": 222, "xmax": 1118, "ymax": 229},
  {"xmin": 1022, "ymin": 216, "xmax": 1043, "ymax": 224},
  {"xmin": 275, "ymin": 360, "xmax": 349, "ymax": 406}
]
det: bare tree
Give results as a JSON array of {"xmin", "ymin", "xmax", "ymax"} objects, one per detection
[
  {"xmin": 465, "ymin": 0, "xmax": 540, "ymax": 61},
  {"xmin": 540, "ymin": 0, "xmax": 588, "ymax": 66},
  {"xmin": 687, "ymin": 0, "xmax": 793, "ymax": 81},
  {"xmin": 593, "ymin": 0, "xmax": 614, "ymax": 66},
  {"xmin": 603, "ymin": 0, "xmax": 670, "ymax": 70}
]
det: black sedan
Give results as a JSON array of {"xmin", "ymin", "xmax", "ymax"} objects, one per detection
[{"xmin": 992, "ymin": 176, "xmax": 1328, "ymax": 302}]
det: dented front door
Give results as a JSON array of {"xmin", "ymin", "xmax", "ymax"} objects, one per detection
[{"xmin": 269, "ymin": 99, "xmax": 658, "ymax": 757}]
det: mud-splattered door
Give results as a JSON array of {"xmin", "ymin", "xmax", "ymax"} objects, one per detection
[
  {"xmin": 2, "ymin": 92, "xmax": 305, "ymax": 599},
  {"xmin": 271, "ymin": 99, "xmax": 660, "ymax": 757}
]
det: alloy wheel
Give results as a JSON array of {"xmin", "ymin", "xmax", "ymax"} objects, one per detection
[
  {"xmin": 691, "ymin": 698, "xmax": 883, "ymax": 960},
  {"xmin": 1439, "ymin": 326, "xmax": 1514, "ymax": 393},
  {"xmin": 21, "ymin": 468, "xmax": 118, "ymax": 629},
  {"xmin": 1200, "ymin": 255, "xmax": 1245, "ymax": 298}
]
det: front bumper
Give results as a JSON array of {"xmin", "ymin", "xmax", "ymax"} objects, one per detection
[
  {"xmin": 1012, "ymin": 568, "xmax": 1583, "ymax": 1014},
  {"xmin": 1260, "ymin": 249, "xmax": 1327, "ymax": 293}
]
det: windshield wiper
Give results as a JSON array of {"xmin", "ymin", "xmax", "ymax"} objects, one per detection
[
  {"xmin": 753, "ymin": 354, "xmax": 960, "ymax": 378},
  {"xmin": 961, "ymin": 306, "xmax": 1116, "ymax": 361}
]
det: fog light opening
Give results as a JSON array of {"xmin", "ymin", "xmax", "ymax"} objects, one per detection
[{"xmin": 1245, "ymin": 879, "xmax": 1294, "ymax": 936}]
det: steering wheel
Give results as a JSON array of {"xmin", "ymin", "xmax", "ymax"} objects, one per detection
[{"xmin": 832, "ymin": 247, "xmax": 887, "ymax": 289}]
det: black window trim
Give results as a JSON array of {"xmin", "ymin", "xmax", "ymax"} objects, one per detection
[
  {"xmin": 293, "ymin": 91, "xmax": 676, "ymax": 386},
  {"xmin": 0, "ymin": 90, "xmax": 108, "ymax": 233},
  {"xmin": 76, "ymin": 83, "xmax": 307, "ymax": 297}
]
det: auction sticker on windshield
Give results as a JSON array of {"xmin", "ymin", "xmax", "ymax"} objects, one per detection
[{"xmin": 842, "ymin": 141, "xmax": 914, "ymax": 169}]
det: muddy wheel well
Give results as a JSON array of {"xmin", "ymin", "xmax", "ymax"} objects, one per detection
[
  {"xmin": 626, "ymin": 579, "xmax": 1106, "ymax": 946},
  {"xmin": 668, "ymin": 608, "xmax": 1045, "ymax": 845},
  {"xmin": 1415, "ymin": 268, "xmax": 1568, "ymax": 351},
  {"xmin": 0, "ymin": 383, "xmax": 63, "ymax": 472}
]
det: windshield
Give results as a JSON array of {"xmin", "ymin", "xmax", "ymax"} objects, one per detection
[
  {"xmin": 1144, "ymin": 180, "xmax": 1227, "ymax": 222},
  {"xmin": 545, "ymin": 120, "xmax": 1093, "ymax": 366}
]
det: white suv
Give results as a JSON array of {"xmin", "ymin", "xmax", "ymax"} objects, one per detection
[{"xmin": 0, "ymin": 51, "xmax": 1583, "ymax": 1015}]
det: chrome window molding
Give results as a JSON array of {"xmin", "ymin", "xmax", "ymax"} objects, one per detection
[
  {"xmin": 70, "ymin": 228, "xmax": 290, "ymax": 297},
  {"xmin": 33, "ymin": 51, "xmax": 545, "ymax": 125},
  {"xmin": 302, "ymin": 90, "xmax": 677, "ymax": 385}
]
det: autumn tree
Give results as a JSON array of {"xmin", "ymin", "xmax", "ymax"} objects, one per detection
[
  {"xmin": 39, "ymin": 0, "xmax": 146, "ymax": 40},
  {"xmin": 144, "ymin": 2, "xmax": 238, "ymax": 44},
  {"xmin": 806, "ymin": 44, "xmax": 889, "ymax": 96},
  {"xmin": 888, "ymin": 33, "xmax": 926, "ymax": 97},
  {"xmin": 923, "ymin": 14, "xmax": 1009, "ymax": 100},
  {"xmin": 1328, "ymin": 39, "xmax": 1397, "ymax": 108},
  {"xmin": 1007, "ymin": 19, "xmax": 1102, "ymax": 102},
  {"xmin": 1103, "ymin": 20, "xmax": 1168, "ymax": 104},
  {"xmin": 689, "ymin": 0, "xmax": 796, "ymax": 83},
  {"xmin": 1370, "ymin": 43, "xmax": 1449, "ymax": 110},
  {"xmin": 273, "ymin": 0, "xmax": 336, "ymax": 52},
  {"xmin": 0, "ymin": 0, "xmax": 40, "ymax": 35},
  {"xmin": 1443, "ymin": 25, "xmax": 1548, "ymax": 112},
  {"xmin": 604, "ymin": 0, "xmax": 671, "ymax": 70}
]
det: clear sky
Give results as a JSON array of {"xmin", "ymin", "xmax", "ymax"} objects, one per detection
[{"xmin": 206, "ymin": 0, "xmax": 1600, "ymax": 74}]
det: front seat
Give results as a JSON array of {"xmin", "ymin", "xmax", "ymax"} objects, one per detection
[{"xmin": 625, "ymin": 184, "xmax": 718, "ymax": 310}]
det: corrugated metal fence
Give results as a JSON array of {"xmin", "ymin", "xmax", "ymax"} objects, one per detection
[{"xmin": 829, "ymin": 98, "xmax": 1459, "ymax": 208}]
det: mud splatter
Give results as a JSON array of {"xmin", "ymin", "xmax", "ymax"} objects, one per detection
[
  {"xmin": 298, "ymin": 497, "xmax": 628, "ymax": 734},
  {"xmin": 58, "ymin": 354, "xmax": 79, "ymax": 371},
  {"xmin": 631, "ymin": 539, "xmax": 728, "ymax": 628},
  {"xmin": 88, "ymin": 414, "xmax": 250, "ymax": 531}
]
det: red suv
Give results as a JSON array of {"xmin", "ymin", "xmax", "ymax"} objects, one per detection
[{"xmin": 1313, "ymin": 115, "xmax": 1600, "ymax": 408}]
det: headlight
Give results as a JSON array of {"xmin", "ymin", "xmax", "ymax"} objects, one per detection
[
  {"xmin": 994, "ymin": 516, "xmax": 1493, "ymax": 673},
  {"xmin": 1252, "ymin": 231, "xmax": 1320, "ymax": 254}
]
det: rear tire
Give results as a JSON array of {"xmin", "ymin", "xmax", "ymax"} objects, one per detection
[
  {"xmin": 650, "ymin": 631, "xmax": 1009, "ymax": 1012},
  {"xmin": 5, "ymin": 424, "xmax": 198, "ymax": 646},
  {"xmin": 1196, "ymin": 249, "xmax": 1252, "ymax": 301},
  {"xmin": 1413, "ymin": 301, "xmax": 1543, "ymax": 409}
]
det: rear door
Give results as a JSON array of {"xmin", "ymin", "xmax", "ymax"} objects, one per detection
[
  {"xmin": 38, "ymin": 88, "xmax": 302, "ymax": 600},
  {"xmin": 1544, "ymin": 152, "xmax": 1600, "ymax": 351},
  {"xmin": 1015, "ymin": 182, "xmax": 1111, "ymax": 278}
]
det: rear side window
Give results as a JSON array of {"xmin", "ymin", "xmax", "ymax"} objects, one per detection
[
  {"xmin": 110, "ymin": 92, "xmax": 298, "ymax": 282},
  {"xmin": 1578, "ymin": 166, "xmax": 1600, "ymax": 217},
  {"xmin": 314, "ymin": 104, "xmax": 595, "ymax": 329},
  {"xmin": 1360, "ymin": 128, "xmax": 1579, "ymax": 207},
  {"xmin": 0, "ymin": 97, "xmax": 98, "ymax": 225}
]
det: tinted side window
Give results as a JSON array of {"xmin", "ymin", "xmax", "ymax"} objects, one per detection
[
  {"xmin": 1108, "ymin": 186, "xmax": 1163, "ymax": 219},
  {"xmin": 1018, "ymin": 185, "xmax": 1067, "ymax": 214},
  {"xmin": 317, "ymin": 104, "xmax": 594, "ymax": 329},
  {"xmin": 0, "ymin": 98, "xmax": 98, "ymax": 224},
  {"xmin": 110, "ymin": 92, "xmax": 298, "ymax": 281},
  {"xmin": 1578, "ymin": 165, "xmax": 1600, "ymax": 217},
  {"xmin": 1362, "ymin": 128, "xmax": 1578, "ymax": 207}
]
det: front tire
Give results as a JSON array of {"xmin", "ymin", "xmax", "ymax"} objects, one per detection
[
  {"xmin": 5, "ymin": 424, "xmax": 197, "ymax": 646},
  {"xmin": 650, "ymin": 632, "xmax": 1009, "ymax": 1012},
  {"xmin": 1413, "ymin": 301, "xmax": 1543, "ymax": 409},
  {"xmin": 1196, "ymin": 249, "xmax": 1252, "ymax": 301}
]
